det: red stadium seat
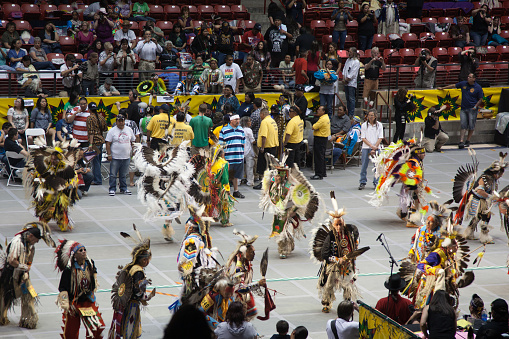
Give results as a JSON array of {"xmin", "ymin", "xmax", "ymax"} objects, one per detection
[
  {"xmin": 477, "ymin": 62, "xmax": 497, "ymax": 78},
  {"xmin": 231, "ymin": 5, "xmax": 250, "ymax": 20},
  {"xmin": 420, "ymin": 32, "xmax": 438, "ymax": 49},
  {"xmin": 3, "ymin": 3, "xmax": 21, "ymax": 20},
  {"xmin": 243, "ymin": 20, "xmax": 256, "ymax": 31},
  {"xmin": 438, "ymin": 17, "xmax": 454, "ymax": 24},
  {"xmin": 326, "ymin": 20, "xmax": 335, "ymax": 35},
  {"xmin": 435, "ymin": 32, "xmax": 452, "ymax": 47},
  {"xmin": 344, "ymin": 35, "xmax": 356, "ymax": 49},
  {"xmin": 399, "ymin": 48, "xmax": 416, "ymax": 64},
  {"xmin": 188, "ymin": 6, "xmax": 199, "ymax": 19},
  {"xmin": 198, "ymin": 5, "xmax": 214, "ymax": 20},
  {"xmin": 346, "ymin": 20, "xmax": 359, "ymax": 35},
  {"xmin": 448, "ymin": 46, "xmax": 463, "ymax": 62},
  {"xmin": 495, "ymin": 62, "xmax": 509, "ymax": 84},
  {"xmin": 497, "ymin": 45, "xmax": 509, "ymax": 59},
  {"xmin": 311, "ymin": 20, "xmax": 328, "ymax": 36},
  {"xmin": 322, "ymin": 34, "xmax": 333, "ymax": 46},
  {"xmin": 156, "ymin": 21, "xmax": 174, "ymax": 35},
  {"xmin": 406, "ymin": 17, "xmax": 424, "ymax": 34},
  {"xmin": 58, "ymin": 4, "xmax": 75, "ymax": 20},
  {"xmin": 40, "ymin": 4, "xmax": 60, "ymax": 20},
  {"xmin": 129, "ymin": 21, "xmax": 139, "ymax": 34},
  {"xmin": 500, "ymin": 30, "xmax": 509, "ymax": 39},
  {"xmin": 20, "ymin": 4, "xmax": 40, "ymax": 21},
  {"xmin": 192, "ymin": 20, "xmax": 205, "ymax": 29},
  {"xmin": 215, "ymin": 5, "xmax": 231, "ymax": 20},
  {"xmin": 484, "ymin": 45, "xmax": 500, "ymax": 61},
  {"xmin": 432, "ymin": 47, "xmax": 449, "ymax": 63},
  {"xmin": 445, "ymin": 64, "xmax": 461, "ymax": 83},
  {"xmin": 384, "ymin": 49, "xmax": 401, "ymax": 64},
  {"xmin": 67, "ymin": 53, "xmax": 84, "ymax": 61},
  {"xmin": 372, "ymin": 34, "xmax": 389, "ymax": 49},
  {"xmin": 148, "ymin": 5, "xmax": 165, "ymax": 21},
  {"xmin": 363, "ymin": 49, "xmax": 371, "ymax": 59},
  {"xmin": 421, "ymin": 17, "xmax": 437, "ymax": 25},
  {"xmin": 402, "ymin": 33, "xmax": 419, "ymax": 49},
  {"xmin": 501, "ymin": 16, "xmax": 509, "ymax": 29},
  {"xmin": 59, "ymin": 36, "xmax": 76, "ymax": 53},
  {"xmin": 13, "ymin": 21, "xmax": 32, "ymax": 33},
  {"xmin": 164, "ymin": 5, "xmax": 181, "ymax": 21},
  {"xmin": 47, "ymin": 53, "xmax": 66, "ymax": 66},
  {"xmin": 406, "ymin": 18, "xmax": 421, "ymax": 24},
  {"xmin": 436, "ymin": 65, "xmax": 448, "ymax": 87}
]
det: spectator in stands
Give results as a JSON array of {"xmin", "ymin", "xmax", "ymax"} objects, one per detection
[
  {"xmin": 310, "ymin": 105, "xmax": 330, "ymax": 180},
  {"xmin": 8, "ymin": 39, "xmax": 26, "ymax": 67},
  {"xmin": 323, "ymin": 43, "xmax": 340, "ymax": 70},
  {"xmin": 168, "ymin": 24, "xmax": 187, "ymax": 53},
  {"xmin": 470, "ymin": 5, "xmax": 492, "ymax": 47},
  {"xmin": 238, "ymin": 92, "xmax": 255, "ymax": 117},
  {"xmin": 132, "ymin": 1, "xmax": 155, "ymax": 22},
  {"xmin": 215, "ymin": 22, "xmax": 237, "ymax": 66},
  {"xmin": 84, "ymin": 1, "xmax": 106, "ymax": 20},
  {"xmin": 375, "ymin": 274, "xmax": 413, "ymax": 325},
  {"xmin": 201, "ymin": 58, "xmax": 223, "ymax": 94},
  {"xmin": 439, "ymin": 73, "xmax": 484, "ymax": 149},
  {"xmin": 476, "ymin": 298, "xmax": 509, "ymax": 339},
  {"xmin": 450, "ymin": 16, "xmax": 475, "ymax": 48},
  {"xmin": 99, "ymin": 42, "xmax": 117, "ymax": 87},
  {"xmin": 61, "ymin": 55, "xmax": 82, "ymax": 96},
  {"xmin": 68, "ymin": 97, "xmax": 90, "ymax": 147},
  {"xmin": 393, "ymin": 88, "xmax": 414, "ymax": 142},
  {"xmin": 67, "ymin": 11, "xmax": 82, "ymax": 38},
  {"xmin": 2, "ymin": 22, "xmax": 20, "ymax": 50},
  {"xmin": 331, "ymin": 1, "xmax": 353, "ymax": 50},
  {"xmin": 378, "ymin": 0, "xmax": 400, "ymax": 35},
  {"xmin": 160, "ymin": 41, "xmax": 181, "ymax": 69},
  {"xmin": 319, "ymin": 60, "xmax": 338, "ymax": 117},
  {"xmin": 117, "ymin": 39, "xmax": 136, "ymax": 95},
  {"xmin": 268, "ymin": 2, "xmax": 286, "ymax": 27},
  {"xmin": 220, "ymin": 55, "xmax": 243, "ymax": 94},
  {"xmin": 266, "ymin": 18, "xmax": 292, "ymax": 68},
  {"xmin": 144, "ymin": 20, "xmax": 166, "ymax": 48},
  {"xmin": 488, "ymin": 17, "xmax": 509, "ymax": 46},
  {"xmin": 422, "ymin": 106, "xmax": 449, "ymax": 153},
  {"xmin": 254, "ymin": 108, "xmax": 279, "ymax": 189},
  {"xmin": 294, "ymin": 84, "xmax": 308, "ymax": 117},
  {"xmin": 219, "ymin": 114, "xmax": 246, "ymax": 199},
  {"xmin": 15, "ymin": 56, "xmax": 41, "ymax": 94},
  {"xmin": 81, "ymin": 52, "xmax": 99, "ymax": 96},
  {"xmin": 192, "ymin": 27, "xmax": 212, "ymax": 61},
  {"xmin": 39, "ymin": 23, "xmax": 62, "ymax": 55},
  {"xmin": 94, "ymin": 8, "xmax": 115, "ymax": 45},
  {"xmin": 30, "ymin": 97, "xmax": 55, "ymax": 144},
  {"xmin": 414, "ymin": 49, "xmax": 437, "ymax": 89},
  {"xmin": 87, "ymin": 40, "xmax": 104, "ymax": 60},
  {"xmin": 359, "ymin": 109, "xmax": 383, "ymax": 190},
  {"xmin": 295, "ymin": 27, "xmax": 315, "ymax": 57},
  {"xmin": 275, "ymin": 54, "xmax": 295, "ymax": 91},
  {"xmin": 115, "ymin": 0, "xmax": 133, "ymax": 20},
  {"xmin": 241, "ymin": 55, "xmax": 263, "ymax": 93},
  {"xmin": 188, "ymin": 56, "xmax": 208, "ymax": 91},
  {"xmin": 458, "ymin": 49, "xmax": 479, "ymax": 82},
  {"xmin": 98, "ymin": 78, "xmax": 121, "ymax": 96},
  {"xmin": 358, "ymin": 4, "xmax": 377, "ymax": 51},
  {"xmin": 330, "ymin": 104, "xmax": 350, "ymax": 137},
  {"xmin": 179, "ymin": 6, "xmax": 195, "ymax": 36},
  {"xmin": 0, "ymin": 46, "xmax": 15, "ymax": 71},
  {"xmin": 29, "ymin": 38, "xmax": 56, "ymax": 71},
  {"xmin": 7, "ymin": 98, "xmax": 29, "ymax": 140},
  {"xmin": 76, "ymin": 22, "xmax": 95, "ymax": 56},
  {"xmin": 307, "ymin": 41, "xmax": 320, "ymax": 87},
  {"xmin": 292, "ymin": 326, "xmax": 309, "ymax": 339},
  {"xmin": 4, "ymin": 128, "xmax": 28, "ymax": 172},
  {"xmin": 343, "ymin": 47, "xmax": 360, "ymax": 117},
  {"xmin": 253, "ymin": 41, "xmax": 272, "ymax": 71},
  {"xmin": 286, "ymin": 0, "xmax": 306, "ymax": 27},
  {"xmin": 56, "ymin": 114, "xmax": 73, "ymax": 142},
  {"xmin": 326, "ymin": 301, "xmax": 359, "ymax": 339},
  {"xmin": 135, "ymin": 30, "xmax": 162, "ymax": 83},
  {"xmin": 363, "ymin": 47, "xmax": 385, "ymax": 109},
  {"xmin": 114, "ymin": 22, "xmax": 136, "ymax": 49},
  {"xmin": 294, "ymin": 51, "xmax": 309, "ymax": 85},
  {"xmin": 218, "ymin": 85, "xmax": 241, "ymax": 114},
  {"xmin": 0, "ymin": 122, "xmax": 13, "ymax": 171},
  {"xmin": 20, "ymin": 30, "xmax": 34, "ymax": 46},
  {"xmin": 241, "ymin": 23, "xmax": 264, "ymax": 60}
]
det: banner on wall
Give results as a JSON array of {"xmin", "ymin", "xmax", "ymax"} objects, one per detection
[
  {"xmin": 0, "ymin": 93, "xmax": 321, "ymax": 126},
  {"xmin": 359, "ymin": 301, "xmax": 419, "ymax": 339},
  {"xmin": 407, "ymin": 87, "xmax": 507, "ymax": 122}
]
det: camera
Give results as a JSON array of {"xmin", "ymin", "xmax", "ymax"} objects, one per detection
[
  {"xmin": 144, "ymin": 25, "xmax": 153, "ymax": 31},
  {"xmin": 419, "ymin": 50, "xmax": 427, "ymax": 62}
]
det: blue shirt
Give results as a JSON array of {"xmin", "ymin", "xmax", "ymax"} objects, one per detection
[
  {"xmin": 7, "ymin": 48, "xmax": 26, "ymax": 66},
  {"xmin": 219, "ymin": 124, "xmax": 245, "ymax": 164},
  {"xmin": 56, "ymin": 118, "xmax": 73, "ymax": 140},
  {"xmin": 237, "ymin": 102, "xmax": 253, "ymax": 118},
  {"xmin": 455, "ymin": 81, "xmax": 483, "ymax": 109}
]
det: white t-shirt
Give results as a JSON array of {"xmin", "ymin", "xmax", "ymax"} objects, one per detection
[
  {"xmin": 60, "ymin": 63, "xmax": 82, "ymax": 88},
  {"xmin": 114, "ymin": 29, "xmax": 136, "ymax": 43},
  {"xmin": 343, "ymin": 58, "xmax": 360, "ymax": 88},
  {"xmin": 105, "ymin": 125, "xmax": 135, "ymax": 159},
  {"xmin": 360, "ymin": 121, "xmax": 384, "ymax": 149},
  {"xmin": 243, "ymin": 126, "xmax": 255, "ymax": 157},
  {"xmin": 219, "ymin": 63, "xmax": 243, "ymax": 91},
  {"xmin": 326, "ymin": 318, "xmax": 359, "ymax": 339}
]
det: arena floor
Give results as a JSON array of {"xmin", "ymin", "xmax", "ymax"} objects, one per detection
[{"xmin": 1, "ymin": 146, "xmax": 508, "ymax": 339}]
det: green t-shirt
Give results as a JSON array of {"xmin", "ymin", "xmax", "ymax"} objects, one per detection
[
  {"xmin": 133, "ymin": 2, "xmax": 149, "ymax": 17},
  {"xmin": 189, "ymin": 115, "xmax": 213, "ymax": 148},
  {"xmin": 63, "ymin": 101, "xmax": 75, "ymax": 113}
]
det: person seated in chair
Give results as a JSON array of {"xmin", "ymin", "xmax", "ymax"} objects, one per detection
[{"xmin": 4, "ymin": 127, "xmax": 28, "ymax": 177}]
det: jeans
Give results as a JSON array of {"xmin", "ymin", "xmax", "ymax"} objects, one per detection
[
  {"xmin": 278, "ymin": 78, "xmax": 295, "ymax": 89},
  {"xmin": 130, "ymin": 16, "xmax": 156, "ymax": 22},
  {"xmin": 333, "ymin": 30, "xmax": 347, "ymax": 50},
  {"xmin": 470, "ymin": 31, "xmax": 488, "ymax": 47},
  {"xmin": 81, "ymin": 170, "xmax": 94, "ymax": 192},
  {"xmin": 320, "ymin": 93, "xmax": 335, "ymax": 117},
  {"xmin": 344, "ymin": 85, "xmax": 356, "ymax": 117},
  {"xmin": 91, "ymin": 143, "xmax": 103, "ymax": 184},
  {"xmin": 333, "ymin": 147, "xmax": 343, "ymax": 164},
  {"xmin": 358, "ymin": 35, "xmax": 374, "ymax": 51},
  {"xmin": 32, "ymin": 61, "xmax": 56, "ymax": 70},
  {"xmin": 0, "ymin": 65, "xmax": 15, "ymax": 71},
  {"xmin": 360, "ymin": 148, "xmax": 377, "ymax": 186},
  {"xmin": 82, "ymin": 79, "xmax": 96, "ymax": 95},
  {"xmin": 109, "ymin": 158, "xmax": 130, "ymax": 192},
  {"xmin": 454, "ymin": 40, "xmax": 475, "ymax": 48}
]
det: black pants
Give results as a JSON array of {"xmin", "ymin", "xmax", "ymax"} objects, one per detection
[
  {"xmin": 313, "ymin": 136, "xmax": 327, "ymax": 178},
  {"xmin": 256, "ymin": 147, "xmax": 277, "ymax": 175},
  {"xmin": 150, "ymin": 138, "xmax": 167, "ymax": 151},
  {"xmin": 393, "ymin": 120, "xmax": 406, "ymax": 143},
  {"xmin": 285, "ymin": 142, "xmax": 302, "ymax": 168}
]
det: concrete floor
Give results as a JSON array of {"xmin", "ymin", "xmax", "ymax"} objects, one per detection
[{"xmin": 1, "ymin": 146, "xmax": 508, "ymax": 339}]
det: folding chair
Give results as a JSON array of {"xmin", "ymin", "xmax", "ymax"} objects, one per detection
[
  {"xmin": 25, "ymin": 128, "xmax": 46, "ymax": 149},
  {"xmin": 339, "ymin": 142, "xmax": 362, "ymax": 169},
  {"xmin": 5, "ymin": 151, "xmax": 25, "ymax": 187}
]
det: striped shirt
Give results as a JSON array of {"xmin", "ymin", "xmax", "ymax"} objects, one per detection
[
  {"xmin": 68, "ymin": 107, "xmax": 90, "ymax": 143},
  {"xmin": 219, "ymin": 124, "xmax": 245, "ymax": 164}
]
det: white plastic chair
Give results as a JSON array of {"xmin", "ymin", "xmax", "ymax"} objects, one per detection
[
  {"xmin": 5, "ymin": 151, "xmax": 25, "ymax": 187},
  {"xmin": 25, "ymin": 128, "xmax": 46, "ymax": 149}
]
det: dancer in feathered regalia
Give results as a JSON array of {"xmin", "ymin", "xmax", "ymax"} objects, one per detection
[
  {"xmin": 259, "ymin": 153, "xmax": 320, "ymax": 259},
  {"xmin": 0, "ymin": 222, "xmax": 54, "ymax": 329},
  {"xmin": 198, "ymin": 275, "xmax": 236, "ymax": 329},
  {"xmin": 369, "ymin": 138, "xmax": 433, "ymax": 227},
  {"xmin": 55, "ymin": 240, "xmax": 105, "ymax": 338},
  {"xmin": 311, "ymin": 192, "xmax": 370, "ymax": 313},
  {"xmin": 453, "ymin": 150, "xmax": 507, "ymax": 244},
  {"xmin": 496, "ymin": 185, "xmax": 509, "ymax": 245},
  {"xmin": 109, "ymin": 225, "xmax": 156, "ymax": 339},
  {"xmin": 23, "ymin": 138, "xmax": 81, "ymax": 231}
]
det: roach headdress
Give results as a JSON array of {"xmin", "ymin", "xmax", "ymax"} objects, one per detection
[{"xmin": 120, "ymin": 224, "xmax": 151, "ymax": 269}]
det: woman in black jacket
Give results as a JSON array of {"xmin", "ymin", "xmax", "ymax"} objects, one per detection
[{"xmin": 393, "ymin": 88, "xmax": 414, "ymax": 143}]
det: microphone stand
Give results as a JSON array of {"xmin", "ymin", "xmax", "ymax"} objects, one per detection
[
  {"xmin": 385, "ymin": 49, "xmax": 398, "ymax": 124},
  {"xmin": 377, "ymin": 233, "xmax": 399, "ymax": 316}
]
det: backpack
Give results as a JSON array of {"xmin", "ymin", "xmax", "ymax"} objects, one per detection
[{"xmin": 9, "ymin": 12, "xmax": 23, "ymax": 20}]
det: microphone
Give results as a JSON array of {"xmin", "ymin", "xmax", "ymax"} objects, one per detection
[{"xmin": 376, "ymin": 233, "xmax": 383, "ymax": 242}]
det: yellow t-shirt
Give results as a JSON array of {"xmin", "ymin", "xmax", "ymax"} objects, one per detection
[
  {"xmin": 146, "ymin": 113, "xmax": 176, "ymax": 139},
  {"xmin": 171, "ymin": 121, "xmax": 194, "ymax": 145},
  {"xmin": 313, "ymin": 114, "xmax": 331, "ymax": 138},
  {"xmin": 285, "ymin": 116, "xmax": 304, "ymax": 144},
  {"xmin": 257, "ymin": 116, "xmax": 279, "ymax": 148}
]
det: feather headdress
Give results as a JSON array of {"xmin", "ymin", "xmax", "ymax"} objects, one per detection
[
  {"xmin": 328, "ymin": 191, "xmax": 345, "ymax": 218},
  {"xmin": 120, "ymin": 224, "xmax": 151, "ymax": 270},
  {"xmin": 17, "ymin": 221, "xmax": 55, "ymax": 248},
  {"xmin": 225, "ymin": 229, "xmax": 258, "ymax": 269},
  {"xmin": 54, "ymin": 239, "xmax": 87, "ymax": 271}
]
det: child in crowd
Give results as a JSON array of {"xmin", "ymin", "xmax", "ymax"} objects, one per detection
[
  {"xmin": 240, "ymin": 116, "xmax": 255, "ymax": 186},
  {"xmin": 270, "ymin": 320, "xmax": 291, "ymax": 339}
]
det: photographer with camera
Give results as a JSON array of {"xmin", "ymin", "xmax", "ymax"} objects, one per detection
[
  {"xmin": 458, "ymin": 48, "xmax": 479, "ymax": 82},
  {"xmin": 393, "ymin": 88, "xmax": 414, "ymax": 143},
  {"xmin": 144, "ymin": 21, "xmax": 165, "ymax": 47},
  {"xmin": 414, "ymin": 49, "xmax": 437, "ymax": 89},
  {"xmin": 438, "ymin": 73, "xmax": 484, "ymax": 149},
  {"xmin": 422, "ymin": 105, "xmax": 449, "ymax": 153},
  {"xmin": 61, "ymin": 54, "xmax": 83, "ymax": 96},
  {"xmin": 134, "ymin": 30, "xmax": 162, "ymax": 83},
  {"xmin": 357, "ymin": 4, "xmax": 377, "ymax": 51},
  {"xmin": 93, "ymin": 8, "xmax": 114, "ymax": 45}
]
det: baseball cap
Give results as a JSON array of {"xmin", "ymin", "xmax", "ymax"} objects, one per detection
[
  {"xmin": 116, "ymin": 114, "xmax": 126, "ymax": 121},
  {"xmin": 160, "ymin": 104, "xmax": 170, "ymax": 112},
  {"xmin": 88, "ymin": 102, "xmax": 98, "ymax": 111},
  {"xmin": 104, "ymin": 78, "xmax": 113, "ymax": 85},
  {"xmin": 295, "ymin": 84, "xmax": 305, "ymax": 91},
  {"xmin": 154, "ymin": 105, "xmax": 160, "ymax": 112},
  {"xmin": 254, "ymin": 23, "xmax": 262, "ymax": 31}
]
